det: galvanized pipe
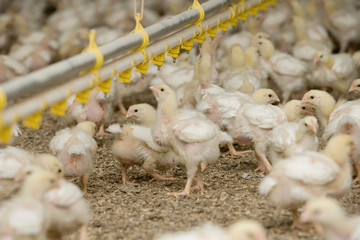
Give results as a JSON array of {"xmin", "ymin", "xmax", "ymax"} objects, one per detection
[
  {"xmin": 1, "ymin": 0, "xmax": 244, "ymax": 103},
  {"xmin": 2, "ymin": 0, "xmax": 270, "ymax": 127}
]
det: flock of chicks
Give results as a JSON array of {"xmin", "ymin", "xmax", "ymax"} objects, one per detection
[{"xmin": 1, "ymin": 0, "xmax": 360, "ymax": 239}]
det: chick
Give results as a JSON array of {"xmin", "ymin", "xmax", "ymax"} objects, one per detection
[
  {"xmin": 256, "ymin": 38, "xmax": 307, "ymax": 103},
  {"xmin": 302, "ymin": 90, "xmax": 336, "ymax": 129},
  {"xmin": 259, "ymin": 135, "xmax": 354, "ymax": 230},
  {"xmin": 268, "ymin": 116, "xmax": 319, "ymax": 164},
  {"xmin": 348, "ymin": 78, "xmax": 360, "ymax": 93},
  {"xmin": 150, "ymin": 84, "xmax": 225, "ymax": 196},
  {"xmin": 197, "ymin": 88, "xmax": 280, "ymax": 157},
  {"xmin": 110, "ymin": 103, "xmax": 178, "ymax": 185},
  {"xmin": 0, "ymin": 148, "xmax": 63, "ymax": 199},
  {"xmin": 0, "ymin": 169, "xmax": 58, "ymax": 240},
  {"xmin": 312, "ymin": 50, "xmax": 358, "ymax": 95},
  {"xmin": 220, "ymin": 44, "xmax": 261, "ymax": 94},
  {"xmin": 49, "ymin": 121, "xmax": 97, "ymax": 194},
  {"xmin": 0, "ymin": 55, "xmax": 28, "ymax": 83},
  {"xmin": 84, "ymin": 89, "xmax": 107, "ymax": 136},
  {"xmin": 227, "ymin": 220, "xmax": 267, "ymax": 240},
  {"xmin": 282, "ymin": 99, "xmax": 314, "ymax": 123},
  {"xmin": 229, "ymin": 101, "xmax": 286, "ymax": 172},
  {"xmin": 44, "ymin": 178, "xmax": 90, "ymax": 240},
  {"xmin": 301, "ymin": 197, "xmax": 360, "ymax": 240}
]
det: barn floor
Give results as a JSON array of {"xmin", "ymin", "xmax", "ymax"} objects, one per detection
[{"xmin": 13, "ymin": 89, "xmax": 360, "ymax": 240}]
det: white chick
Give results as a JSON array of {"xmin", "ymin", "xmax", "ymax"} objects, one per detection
[
  {"xmin": 150, "ymin": 84, "xmax": 225, "ymax": 196},
  {"xmin": 301, "ymin": 197, "xmax": 360, "ymax": 240},
  {"xmin": 256, "ymin": 38, "xmax": 307, "ymax": 103},
  {"xmin": 0, "ymin": 169, "xmax": 58, "ymax": 240},
  {"xmin": 312, "ymin": 50, "xmax": 358, "ymax": 94},
  {"xmin": 0, "ymin": 55, "xmax": 28, "ymax": 83},
  {"xmin": 229, "ymin": 102, "xmax": 286, "ymax": 173},
  {"xmin": 227, "ymin": 220, "xmax": 267, "ymax": 240},
  {"xmin": 259, "ymin": 135, "xmax": 354, "ymax": 230},
  {"xmin": 220, "ymin": 44, "xmax": 261, "ymax": 94},
  {"xmin": 268, "ymin": 116, "xmax": 319, "ymax": 164},
  {"xmin": 49, "ymin": 121, "xmax": 97, "ymax": 194},
  {"xmin": 197, "ymin": 88, "xmax": 280, "ymax": 156},
  {"xmin": 110, "ymin": 103, "xmax": 178, "ymax": 185},
  {"xmin": 322, "ymin": 99, "xmax": 360, "ymax": 183}
]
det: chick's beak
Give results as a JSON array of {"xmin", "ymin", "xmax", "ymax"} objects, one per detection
[
  {"xmin": 300, "ymin": 209, "xmax": 313, "ymax": 223},
  {"xmin": 149, "ymin": 85, "xmax": 159, "ymax": 97},
  {"xmin": 272, "ymin": 95, "xmax": 280, "ymax": 103},
  {"xmin": 349, "ymin": 81, "xmax": 359, "ymax": 93},
  {"xmin": 126, "ymin": 111, "xmax": 136, "ymax": 119},
  {"xmin": 310, "ymin": 120, "xmax": 317, "ymax": 133}
]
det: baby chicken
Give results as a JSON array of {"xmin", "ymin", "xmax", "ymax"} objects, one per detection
[
  {"xmin": 0, "ymin": 169, "xmax": 58, "ymax": 240},
  {"xmin": 301, "ymin": 197, "xmax": 360, "ymax": 240},
  {"xmin": 150, "ymin": 84, "xmax": 225, "ymax": 196},
  {"xmin": 282, "ymin": 99, "xmax": 314, "ymax": 122},
  {"xmin": 49, "ymin": 121, "xmax": 97, "ymax": 194},
  {"xmin": 110, "ymin": 103, "xmax": 178, "ymax": 185},
  {"xmin": 256, "ymin": 38, "xmax": 307, "ymax": 103},
  {"xmin": 268, "ymin": 116, "xmax": 319, "ymax": 164},
  {"xmin": 259, "ymin": 134, "xmax": 354, "ymax": 230},
  {"xmin": 348, "ymin": 78, "xmax": 360, "ymax": 93}
]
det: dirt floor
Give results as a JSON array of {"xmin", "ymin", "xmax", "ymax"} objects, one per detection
[{"xmin": 13, "ymin": 89, "xmax": 360, "ymax": 240}]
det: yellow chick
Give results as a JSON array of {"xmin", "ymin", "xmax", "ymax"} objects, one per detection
[
  {"xmin": 0, "ymin": 169, "xmax": 58, "ymax": 240},
  {"xmin": 301, "ymin": 197, "xmax": 360, "ymax": 239},
  {"xmin": 282, "ymin": 99, "xmax": 314, "ymax": 122},
  {"xmin": 259, "ymin": 134, "xmax": 354, "ymax": 230},
  {"xmin": 110, "ymin": 103, "xmax": 178, "ymax": 185}
]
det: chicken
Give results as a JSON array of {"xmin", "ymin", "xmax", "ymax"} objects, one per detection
[
  {"xmin": 348, "ymin": 78, "xmax": 360, "ymax": 93},
  {"xmin": 83, "ymin": 89, "xmax": 108, "ymax": 136},
  {"xmin": 301, "ymin": 197, "xmax": 360, "ymax": 240},
  {"xmin": 229, "ymin": 102, "xmax": 286, "ymax": 172},
  {"xmin": 44, "ymin": 178, "xmax": 90, "ymax": 240},
  {"xmin": 301, "ymin": 90, "xmax": 336, "ymax": 129},
  {"xmin": 0, "ymin": 55, "xmax": 28, "ymax": 83},
  {"xmin": 256, "ymin": 38, "xmax": 307, "ymax": 103},
  {"xmin": 150, "ymin": 84, "xmax": 226, "ymax": 196},
  {"xmin": 268, "ymin": 116, "xmax": 319, "ymax": 164},
  {"xmin": 49, "ymin": 121, "xmax": 97, "ymax": 194},
  {"xmin": 312, "ymin": 50, "xmax": 358, "ymax": 94},
  {"xmin": 259, "ymin": 134, "xmax": 354, "ymax": 230},
  {"xmin": 322, "ymin": 99, "xmax": 360, "ymax": 183},
  {"xmin": 196, "ymin": 88, "xmax": 280, "ymax": 156},
  {"xmin": 154, "ymin": 220, "xmax": 266, "ymax": 240},
  {"xmin": 282, "ymin": 99, "xmax": 314, "ymax": 123},
  {"xmin": 0, "ymin": 148, "xmax": 63, "ymax": 199},
  {"xmin": 0, "ymin": 169, "xmax": 58, "ymax": 240},
  {"xmin": 220, "ymin": 44, "xmax": 261, "ymax": 94},
  {"xmin": 109, "ymin": 103, "xmax": 179, "ymax": 185}
]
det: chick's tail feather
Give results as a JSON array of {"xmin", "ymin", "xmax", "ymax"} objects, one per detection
[{"xmin": 259, "ymin": 176, "xmax": 277, "ymax": 195}]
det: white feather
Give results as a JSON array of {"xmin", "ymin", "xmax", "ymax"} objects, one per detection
[
  {"xmin": 259, "ymin": 177, "xmax": 277, "ymax": 195},
  {"xmin": 131, "ymin": 125, "xmax": 168, "ymax": 152},
  {"xmin": 106, "ymin": 124, "xmax": 122, "ymax": 134}
]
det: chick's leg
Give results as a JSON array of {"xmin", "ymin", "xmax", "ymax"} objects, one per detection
[
  {"xmin": 120, "ymin": 163, "xmax": 138, "ymax": 186},
  {"xmin": 117, "ymin": 100, "xmax": 127, "ymax": 116},
  {"xmin": 254, "ymin": 142, "xmax": 272, "ymax": 173},
  {"xmin": 79, "ymin": 225, "xmax": 89, "ymax": 240},
  {"xmin": 226, "ymin": 142, "xmax": 253, "ymax": 156},
  {"xmin": 96, "ymin": 125, "xmax": 110, "ymax": 137},
  {"xmin": 353, "ymin": 161, "xmax": 360, "ymax": 184},
  {"xmin": 168, "ymin": 166, "xmax": 197, "ymax": 197},
  {"xmin": 291, "ymin": 209, "xmax": 312, "ymax": 231},
  {"xmin": 191, "ymin": 165, "xmax": 209, "ymax": 191},
  {"xmin": 81, "ymin": 174, "xmax": 89, "ymax": 195}
]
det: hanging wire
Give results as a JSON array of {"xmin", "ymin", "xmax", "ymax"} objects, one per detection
[{"xmin": 133, "ymin": 0, "xmax": 145, "ymax": 20}]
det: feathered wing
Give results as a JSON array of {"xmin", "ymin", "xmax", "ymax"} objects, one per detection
[
  {"xmin": 131, "ymin": 125, "xmax": 168, "ymax": 152},
  {"xmin": 270, "ymin": 52, "xmax": 306, "ymax": 77},
  {"xmin": 242, "ymin": 104, "xmax": 286, "ymax": 129},
  {"xmin": 8, "ymin": 201, "xmax": 45, "ymax": 235},
  {"xmin": 269, "ymin": 122, "xmax": 298, "ymax": 153},
  {"xmin": 172, "ymin": 118, "xmax": 217, "ymax": 143},
  {"xmin": 332, "ymin": 55, "xmax": 357, "ymax": 79},
  {"xmin": 45, "ymin": 179, "xmax": 83, "ymax": 207},
  {"xmin": 66, "ymin": 130, "xmax": 97, "ymax": 156},
  {"xmin": 283, "ymin": 152, "xmax": 339, "ymax": 185},
  {"xmin": 49, "ymin": 128, "xmax": 73, "ymax": 154},
  {"xmin": 0, "ymin": 147, "xmax": 33, "ymax": 179}
]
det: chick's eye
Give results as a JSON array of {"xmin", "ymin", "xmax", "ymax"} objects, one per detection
[
  {"xmin": 319, "ymin": 55, "xmax": 323, "ymax": 58},
  {"xmin": 304, "ymin": 123, "xmax": 308, "ymax": 127},
  {"xmin": 258, "ymin": 41, "xmax": 262, "ymax": 45},
  {"xmin": 160, "ymin": 88, "xmax": 164, "ymax": 92},
  {"xmin": 301, "ymin": 106, "xmax": 306, "ymax": 110},
  {"xmin": 58, "ymin": 169, "xmax": 62, "ymax": 173},
  {"xmin": 310, "ymin": 96, "xmax": 314, "ymax": 99},
  {"xmin": 134, "ymin": 109, "xmax": 138, "ymax": 112},
  {"xmin": 268, "ymin": 94, "xmax": 272, "ymax": 97},
  {"xmin": 357, "ymin": 84, "xmax": 360, "ymax": 87},
  {"xmin": 26, "ymin": 170, "xmax": 32, "ymax": 175}
]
